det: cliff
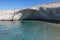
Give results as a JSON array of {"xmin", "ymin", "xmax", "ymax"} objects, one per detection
[
  {"xmin": 0, "ymin": 10, "xmax": 22, "ymax": 20},
  {"xmin": 0, "ymin": 2, "xmax": 60, "ymax": 21},
  {"xmin": 20, "ymin": 2, "xmax": 60, "ymax": 22}
]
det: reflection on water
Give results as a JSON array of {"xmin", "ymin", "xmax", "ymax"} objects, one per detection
[
  {"xmin": 0, "ymin": 20, "xmax": 60, "ymax": 40},
  {"xmin": 0, "ymin": 21, "xmax": 22, "ymax": 30}
]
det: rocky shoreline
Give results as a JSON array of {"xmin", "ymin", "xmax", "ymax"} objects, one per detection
[{"xmin": 0, "ymin": 2, "xmax": 60, "ymax": 22}]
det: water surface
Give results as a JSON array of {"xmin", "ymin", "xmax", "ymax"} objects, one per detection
[{"xmin": 0, "ymin": 20, "xmax": 60, "ymax": 40}]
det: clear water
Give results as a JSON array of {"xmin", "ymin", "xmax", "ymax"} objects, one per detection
[{"xmin": 0, "ymin": 20, "xmax": 60, "ymax": 40}]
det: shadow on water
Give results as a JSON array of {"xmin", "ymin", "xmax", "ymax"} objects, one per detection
[
  {"xmin": 23, "ymin": 19, "xmax": 60, "ymax": 24},
  {"xmin": 22, "ymin": 19, "xmax": 60, "ymax": 27}
]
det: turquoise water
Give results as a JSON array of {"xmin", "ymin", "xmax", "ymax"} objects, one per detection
[{"xmin": 0, "ymin": 20, "xmax": 60, "ymax": 40}]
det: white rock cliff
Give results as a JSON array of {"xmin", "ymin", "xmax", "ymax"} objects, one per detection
[
  {"xmin": 0, "ymin": 2, "xmax": 60, "ymax": 21},
  {"xmin": 21, "ymin": 2, "xmax": 60, "ymax": 21},
  {"xmin": 0, "ymin": 10, "xmax": 22, "ymax": 20}
]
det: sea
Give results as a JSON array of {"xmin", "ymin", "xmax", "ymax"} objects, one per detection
[{"xmin": 0, "ymin": 20, "xmax": 60, "ymax": 40}]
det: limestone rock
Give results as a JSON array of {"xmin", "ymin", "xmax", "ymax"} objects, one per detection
[
  {"xmin": 21, "ymin": 2, "xmax": 60, "ymax": 21},
  {"xmin": 0, "ymin": 10, "xmax": 22, "ymax": 20},
  {"xmin": 0, "ymin": 2, "xmax": 60, "ymax": 21}
]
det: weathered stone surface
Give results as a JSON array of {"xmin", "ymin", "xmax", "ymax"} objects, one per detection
[
  {"xmin": 0, "ymin": 10, "xmax": 22, "ymax": 20},
  {"xmin": 21, "ymin": 2, "xmax": 60, "ymax": 21},
  {"xmin": 0, "ymin": 2, "xmax": 60, "ymax": 21}
]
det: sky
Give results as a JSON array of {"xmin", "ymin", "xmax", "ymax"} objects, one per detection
[{"xmin": 0, "ymin": 0, "xmax": 60, "ymax": 10}]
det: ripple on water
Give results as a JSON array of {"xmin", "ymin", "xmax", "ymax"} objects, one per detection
[{"xmin": 0, "ymin": 20, "xmax": 59, "ymax": 40}]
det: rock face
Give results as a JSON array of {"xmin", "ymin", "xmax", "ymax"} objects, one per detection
[
  {"xmin": 21, "ymin": 2, "xmax": 60, "ymax": 21},
  {"xmin": 0, "ymin": 2, "xmax": 60, "ymax": 21},
  {"xmin": 0, "ymin": 10, "xmax": 22, "ymax": 20}
]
